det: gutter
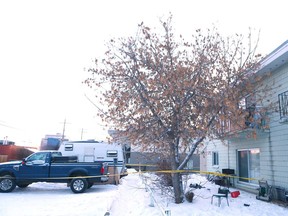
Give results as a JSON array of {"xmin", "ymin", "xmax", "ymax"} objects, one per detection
[{"xmin": 257, "ymin": 40, "xmax": 288, "ymax": 76}]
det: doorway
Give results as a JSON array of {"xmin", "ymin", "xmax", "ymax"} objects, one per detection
[{"xmin": 238, "ymin": 148, "xmax": 260, "ymax": 184}]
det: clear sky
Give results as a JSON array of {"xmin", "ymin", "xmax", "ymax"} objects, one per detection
[{"xmin": 0, "ymin": 0, "xmax": 287, "ymax": 147}]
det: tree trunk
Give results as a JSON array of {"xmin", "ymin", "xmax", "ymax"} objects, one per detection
[
  {"xmin": 171, "ymin": 172, "xmax": 184, "ymax": 203},
  {"xmin": 170, "ymin": 140, "xmax": 184, "ymax": 203}
]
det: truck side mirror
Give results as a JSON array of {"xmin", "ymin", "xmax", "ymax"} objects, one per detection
[{"xmin": 21, "ymin": 158, "xmax": 26, "ymax": 165}]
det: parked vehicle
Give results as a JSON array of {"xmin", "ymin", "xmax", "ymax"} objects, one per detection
[
  {"xmin": 0, "ymin": 151, "xmax": 109, "ymax": 193},
  {"xmin": 58, "ymin": 140, "xmax": 127, "ymax": 178}
]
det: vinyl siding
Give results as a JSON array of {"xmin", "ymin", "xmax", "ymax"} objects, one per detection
[
  {"xmin": 204, "ymin": 139, "xmax": 229, "ymax": 172},
  {"xmin": 204, "ymin": 59, "xmax": 288, "ymax": 192}
]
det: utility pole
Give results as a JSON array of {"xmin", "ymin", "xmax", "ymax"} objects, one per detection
[
  {"xmin": 60, "ymin": 118, "xmax": 70, "ymax": 141},
  {"xmin": 80, "ymin": 128, "xmax": 87, "ymax": 140},
  {"xmin": 62, "ymin": 118, "xmax": 66, "ymax": 141}
]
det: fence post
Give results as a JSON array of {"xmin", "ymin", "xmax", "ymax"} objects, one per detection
[
  {"xmin": 143, "ymin": 177, "xmax": 148, "ymax": 192},
  {"xmin": 149, "ymin": 191, "xmax": 155, "ymax": 207}
]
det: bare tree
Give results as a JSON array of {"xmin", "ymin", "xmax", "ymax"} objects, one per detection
[{"xmin": 85, "ymin": 16, "xmax": 264, "ymax": 203}]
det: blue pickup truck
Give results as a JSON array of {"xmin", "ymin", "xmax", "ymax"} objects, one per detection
[{"xmin": 0, "ymin": 151, "xmax": 109, "ymax": 193}]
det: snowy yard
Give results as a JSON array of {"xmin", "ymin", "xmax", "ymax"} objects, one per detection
[{"xmin": 0, "ymin": 169, "xmax": 287, "ymax": 216}]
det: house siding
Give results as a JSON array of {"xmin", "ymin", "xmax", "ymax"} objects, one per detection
[
  {"xmin": 204, "ymin": 42, "xmax": 288, "ymax": 197},
  {"xmin": 204, "ymin": 139, "xmax": 229, "ymax": 173},
  {"xmin": 266, "ymin": 62, "xmax": 288, "ymax": 188}
]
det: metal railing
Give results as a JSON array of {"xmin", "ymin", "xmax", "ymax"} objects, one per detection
[{"xmin": 140, "ymin": 172, "xmax": 172, "ymax": 216}]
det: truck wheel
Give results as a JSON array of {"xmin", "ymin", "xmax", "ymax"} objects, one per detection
[
  {"xmin": 0, "ymin": 175, "xmax": 16, "ymax": 193},
  {"xmin": 17, "ymin": 183, "xmax": 30, "ymax": 188},
  {"xmin": 70, "ymin": 178, "xmax": 88, "ymax": 193}
]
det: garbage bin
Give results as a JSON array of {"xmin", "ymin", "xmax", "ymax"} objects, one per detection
[
  {"xmin": 274, "ymin": 186, "xmax": 288, "ymax": 202},
  {"xmin": 222, "ymin": 169, "xmax": 235, "ymax": 175}
]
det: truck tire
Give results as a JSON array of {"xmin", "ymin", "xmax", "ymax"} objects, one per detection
[
  {"xmin": 0, "ymin": 175, "xmax": 16, "ymax": 193},
  {"xmin": 70, "ymin": 178, "xmax": 88, "ymax": 193}
]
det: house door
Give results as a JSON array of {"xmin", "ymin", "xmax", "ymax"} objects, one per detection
[{"xmin": 237, "ymin": 148, "xmax": 260, "ymax": 184}]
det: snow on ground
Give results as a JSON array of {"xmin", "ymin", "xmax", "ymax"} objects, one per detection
[
  {"xmin": 110, "ymin": 170, "xmax": 288, "ymax": 216},
  {"xmin": 0, "ymin": 182, "xmax": 118, "ymax": 216},
  {"xmin": 0, "ymin": 169, "xmax": 287, "ymax": 216}
]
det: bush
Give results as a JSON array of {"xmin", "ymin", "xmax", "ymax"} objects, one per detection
[
  {"xmin": 156, "ymin": 159, "xmax": 173, "ymax": 187},
  {"xmin": 185, "ymin": 190, "xmax": 194, "ymax": 203}
]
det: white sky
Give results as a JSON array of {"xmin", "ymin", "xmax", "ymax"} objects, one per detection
[{"xmin": 1, "ymin": 0, "xmax": 287, "ymax": 147}]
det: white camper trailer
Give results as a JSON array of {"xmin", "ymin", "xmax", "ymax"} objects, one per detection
[{"xmin": 58, "ymin": 140, "xmax": 126, "ymax": 179}]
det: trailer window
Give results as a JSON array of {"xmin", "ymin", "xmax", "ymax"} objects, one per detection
[
  {"xmin": 65, "ymin": 144, "xmax": 73, "ymax": 151},
  {"xmin": 107, "ymin": 150, "xmax": 118, "ymax": 157}
]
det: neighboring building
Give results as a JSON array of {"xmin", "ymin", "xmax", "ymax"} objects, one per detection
[
  {"xmin": 109, "ymin": 130, "xmax": 200, "ymax": 172},
  {"xmin": 0, "ymin": 141, "xmax": 35, "ymax": 162},
  {"xmin": 40, "ymin": 133, "xmax": 68, "ymax": 150},
  {"xmin": 204, "ymin": 40, "xmax": 288, "ymax": 201},
  {"xmin": 129, "ymin": 151, "xmax": 200, "ymax": 172},
  {"xmin": 0, "ymin": 139, "xmax": 15, "ymax": 145}
]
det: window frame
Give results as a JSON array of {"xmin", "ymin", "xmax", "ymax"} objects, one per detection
[
  {"xmin": 212, "ymin": 151, "xmax": 219, "ymax": 166},
  {"xmin": 278, "ymin": 90, "xmax": 288, "ymax": 119},
  {"xmin": 107, "ymin": 150, "xmax": 118, "ymax": 158},
  {"xmin": 237, "ymin": 148, "xmax": 260, "ymax": 184},
  {"xmin": 64, "ymin": 144, "xmax": 73, "ymax": 151}
]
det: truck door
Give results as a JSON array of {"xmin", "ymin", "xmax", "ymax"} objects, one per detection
[{"xmin": 18, "ymin": 152, "xmax": 50, "ymax": 179}]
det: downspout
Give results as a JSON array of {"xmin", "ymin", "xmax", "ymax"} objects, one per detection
[
  {"xmin": 227, "ymin": 140, "xmax": 230, "ymax": 168},
  {"xmin": 268, "ymin": 128, "xmax": 275, "ymax": 186}
]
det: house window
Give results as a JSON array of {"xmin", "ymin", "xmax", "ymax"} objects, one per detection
[
  {"xmin": 278, "ymin": 90, "xmax": 288, "ymax": 118},
  {"xmin": 237, "ymin": 148, "xmax": 260, "ymax": 184},
  {"xmin": 245, "ymin": 94, "xmax": 256, "ymax": 109},
  {"xmin": 239, "ymin": 94, "xmax": 256, "ymax": 110},
  {"xmin": 64, "ymin": 144, "xmax": 73, "ymax": 151},
  {"xmin": 239, "ymin": 93, "xmax": 267, "ymax": 129},
  {"xmin": 187, "ymin": 159, "xmax": 194, "ymax": 169},
  {"xmin": 212, "ymin": 152, "xmax": 219, "ymax": 166}
]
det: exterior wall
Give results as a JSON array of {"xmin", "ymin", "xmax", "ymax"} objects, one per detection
[
  {"xmin": 0, "ymin": 145, "xmax": 34, "ymax": 162},
  {"xmin": 204, "ymin": 139, "xmax": 229, "ymax": 173},
  {"xmin": 263, "ymin": 62, "xmax": 288, "ymax": 188},
  {"xmin": 204, "ymin": 47, "xmax": 288, "ymax": 196},
  {"xmin": 129, "ymin": 151, "xmax": 200, "ymax": 171},
  {"xmin": 199, "ymin": 152, "xmax": 207, "ymax": 171},
  {"xmin": 228, "ymin": 132, "xmax": 269, "ymax": 191}
]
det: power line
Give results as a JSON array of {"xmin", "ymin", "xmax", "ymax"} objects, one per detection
[{"xmin": 0, "ymin": 121, "xmax": 18, "ymax": 130}]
